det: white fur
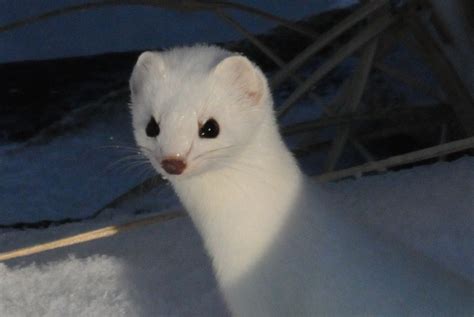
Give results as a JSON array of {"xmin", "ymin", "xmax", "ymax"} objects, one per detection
[{"xmin": 130, "ymin": 45, "xmax": 474, "ymax": 316}]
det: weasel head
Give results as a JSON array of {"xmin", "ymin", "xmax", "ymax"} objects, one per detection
[{"xmin": 129, "ymin": 45, "xmax": 273, "ymax": 180}]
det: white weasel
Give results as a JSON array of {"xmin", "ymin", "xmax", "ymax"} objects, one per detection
[{"xmin": 130, "ymin": 45, "xmax": 473, "ymax": 316}]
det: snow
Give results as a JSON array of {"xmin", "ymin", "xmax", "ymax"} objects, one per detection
[
  {"xmin": 0, "ymin": 256, "xmax": 136, "ymax": 316},
  {"xmin": 1, "ymin": 150, "xmax": 473, "ymax": 315},
  {"xmin": 0, "ymin": 108, "xmax": 148, "ymax": 224},
  {"xmin": 1, "ymin": 213, "xmax": 227, "ymax": 316},
  {"xmin": 0, "ymin": 0, "xmax": 356, "ymax": 63},
  {"xmin": 324, "ymin": 157, "xmax": 474, "ymax": 281}
]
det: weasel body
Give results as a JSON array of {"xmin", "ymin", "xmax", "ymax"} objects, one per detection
[{"xmin": 130, "ymin": 45, "xmax": 473, "ymax": 316}]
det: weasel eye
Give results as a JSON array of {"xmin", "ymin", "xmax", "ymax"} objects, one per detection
[
  {"xmin": 199, "ymin": 118, "xmax": 219, "ymax": 138},
  {"xmin": 146, "ymin": 117, "xmax": 160, "ymax": 137}
]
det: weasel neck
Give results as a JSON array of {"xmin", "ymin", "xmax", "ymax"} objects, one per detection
[{"xmin": 171, "ymin": 117, "xmax": 304, "ymax": 284}]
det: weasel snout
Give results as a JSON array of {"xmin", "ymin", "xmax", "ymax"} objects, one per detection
[{"xmin": 161, "ymin": 158, "xmax": 187, "ymax": 175}]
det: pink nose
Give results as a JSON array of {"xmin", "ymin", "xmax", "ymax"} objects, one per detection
[{"xmin": 161, "ymin": 158, "xmax": 186, "ymax": 175}]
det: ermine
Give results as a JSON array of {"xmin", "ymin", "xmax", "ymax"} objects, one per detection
[{"xmin": 130, "ymin": 45, "xmax": 473, "ymax": 316}]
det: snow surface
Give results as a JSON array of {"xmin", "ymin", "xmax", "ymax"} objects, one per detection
[
  {"xmin": 0, "ymin": 215, "xmax": 227, "ymax": 316},
  {"xmin": 0, "ymin": 107, "xmax": 149, "ymax": 224},
  {"xmin": 0, "ymin": 0, "xmax": 356, "ymax": 63},
  {"xmin": 0, "ymin": 157, "xmax": 473, "ymax": 316}
]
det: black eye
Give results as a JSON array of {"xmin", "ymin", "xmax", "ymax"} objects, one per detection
[
  {"xmin": 199, "ymin": 118, "xmax": 219, "ymax": 138},
  {"xmin": 146, "ymin": 117, "xmax": 160, "ymax": 137}
]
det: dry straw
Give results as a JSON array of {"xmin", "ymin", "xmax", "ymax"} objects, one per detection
[{"xmin": 0, "ymin": 211, "xmax": 185, "ymax": 262}]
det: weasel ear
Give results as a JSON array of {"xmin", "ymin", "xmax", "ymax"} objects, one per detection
[
  {"xmin": 213, "ymin": 55, "xmax": 265, "ymax": 104},
  {"xmin": 130, "ymin": 51, "xmax": 165, "ymax": 96}
]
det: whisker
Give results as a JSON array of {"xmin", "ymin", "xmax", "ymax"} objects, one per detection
[
  {"xmin": 121, "ymin": 161, "xmax": 153, "ymax": 175},
  {"xmin": 136, "ymin": 165, "xmax": 157, "ymax": 181},
  {"xmin": 97, "ymin": 144, "xmax": 153, "ymax": 155},
  {"xmin": 192, "ymin": 144, "xmax": 243, "ymax": 161},
  {"xmin": 106, "ymin": 154, "xmax": 147, "ymax": 169}
]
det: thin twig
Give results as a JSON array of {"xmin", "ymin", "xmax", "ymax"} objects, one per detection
[
  {"xmin": 214, "ymin": 10, "xmax": 325, "ymax": 112},
  {"xmin": 316, "ymin": 136, "xmax": 474, "ymax": 182},
  {"xmin": 324, "ymin": 78, "xmax": 352, "ymax": 115},
  {"xmin": 0, "ymin": 0, "xmax": 318, "ymax": 39},
  {"xmin": 208, "ymin": 1, "xmax": 319, "ymax": 39},
  {"xmin": 0, "ymin": 211, "xmax": 185, "ymax": 262},
  {"xmin": 0, "ymin": 0, "xmax": 147, "ymax": 33},
  {"xmin": 282, "ymin": 104, "xmax": 451, "ymax": 135},
  {"xmin": 438, "ymin": 124, "xmax": 448, "ymax": 161},
  {"xmin": 270, "ymin": 0, "xmax": 390, "ymax": 88},
  {"xmin": 374, "ymin": 61, "xmax": 445, "ymax": 102},
  {"xmin": 275, "ymin": 14, "xmax": 396, "ymax": 117},
  {"xmin": 324, "ymin": 39, "xmax": 378, "ymax": 172},
  {"xmin": 403, "ymin": 13, "xmax": 474, "ymax": 136}
]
